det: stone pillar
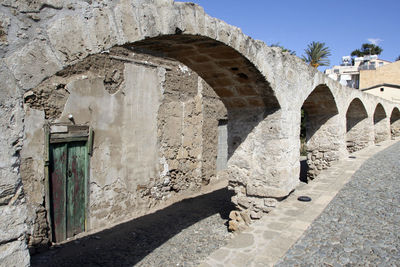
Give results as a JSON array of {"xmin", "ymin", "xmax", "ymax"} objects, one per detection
[
  {"xmin": 306, "ymin": 113, "xmax": 345, "ymax": 179},
  {"xmin": 227, "ymin": 108, "xmax": 299, "ymax": 219}
]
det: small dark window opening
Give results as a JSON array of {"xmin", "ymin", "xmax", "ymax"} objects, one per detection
[{"xmin": 380, "ymin": 88, "xmax": 384, "ymax": 92}]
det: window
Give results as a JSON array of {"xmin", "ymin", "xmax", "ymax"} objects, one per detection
[{"xmin": 380, "ymin": 88, "xmax": 384, "ymax": 92}]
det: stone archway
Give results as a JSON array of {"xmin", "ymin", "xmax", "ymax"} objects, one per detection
[
  {"xmin": 130, "ymin": 35, "xmax": 278, "ymax": 110},
  {"xmin": 345, "ymin": 98, "xmax": 372, "ymax": 153},
  {"xmin": 20, "ymin": 35, "xmax": 282, "ymax": 247},
  {"xmin": 0, "ymin": 1, "xmax": 290, "ymax": 260},
  {"xmin": 374, "ymin": 104, "xmax": 390, "ymax": 143},
  {"xmin": 301, "ymin": 84, "xmax": 340, "ymax": 180},
  {"xmin": 390, "ymin": 107, "xmax": 400, "ymax": 138},
  {"xmin": 16, "ymin": 1, "xmax": 288, "ymax": 250}
]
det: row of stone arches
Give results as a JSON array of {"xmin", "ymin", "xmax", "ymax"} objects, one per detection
[
  {"xmin": 2, "ymin": 1, "xmax": 400, "ymax": 262},
  {"xmin": 301, "ymin": 84, "xmax": 400, "ymax": 180},
  {"xmin": 346, "ymin": 100, "xmax": 400, "ymax": 150}
]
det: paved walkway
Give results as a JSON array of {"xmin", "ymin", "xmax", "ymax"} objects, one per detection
[{"xmin": 200, "ymin": 139, "xmax": 400, "ymax": 267}]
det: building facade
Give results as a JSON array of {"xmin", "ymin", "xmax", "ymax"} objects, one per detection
[
  {"xmin": 325, "ymin": 55, "xmax": 391, "ymax": 89},
  {"xmin": 360, "ymin": 60, "xmax": 400, "ymax": 103}
]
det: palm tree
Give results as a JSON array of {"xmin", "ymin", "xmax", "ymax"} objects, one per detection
[{"xmin": 302, "ymin": 41, "xmax": 331, "ymax": 68}]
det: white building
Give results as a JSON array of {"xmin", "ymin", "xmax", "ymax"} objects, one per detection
[{"xmin": 325, "ymin": 55, "xmax": 391, "ymax": 89}]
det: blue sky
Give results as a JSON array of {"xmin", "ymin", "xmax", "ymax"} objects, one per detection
[{"xmin": 179, "ymin": 0, "xmax": 400, "ymax": 70}]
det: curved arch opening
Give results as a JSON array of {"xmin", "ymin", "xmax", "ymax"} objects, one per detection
[
  {"xmin": 373, "ymin": 103, "xmax": 389, "ymax": 143},
  {"xmin": 390, "ymin": 107, "xmax": 400, "ymax": 138},
  {"xmin": 345, "ymin": 98, "xmax": 370, "ymax": 153},
  {"xmin": 21, "ymin": 35, "xmax": 281, "ymax": 246},
  {"xmin": 300, "ymin": 84, "xmax": 339, "ymax": 181},
  {"xmin": 129, "ymin": 35, "xmax": 280, "ymax": 109}
]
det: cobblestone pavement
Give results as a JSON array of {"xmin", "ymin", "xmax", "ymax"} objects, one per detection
[
  {"xmin": 201, "ymin": 139, "xmax": 400, "ymax": 267},
  {"xmin": 31, "ymin": 140, "xmax": 400, "ymax": 267},
  {"xmin": 275, "ymin": 141, "xmax": 400, "ymax": 266},
  {"xmin": 31, "ymin": 185, "xmax": 234, "ymax": 267}
]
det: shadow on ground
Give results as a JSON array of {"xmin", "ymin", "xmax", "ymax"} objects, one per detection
[{"xmin": 31, "ymin": 188, "xmax": 234, "ymax": 267}]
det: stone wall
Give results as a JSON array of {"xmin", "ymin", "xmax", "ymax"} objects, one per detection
[
  {"xmin": 20, "ymin": 48, "xmax": 226, "ymax": 249},
  {"xmin": 374, "ymin": 104, "xmax": 390, "ymax": 143},
  {"xmin": 346, "ymin": 98, "xmax": 373, "ymax": 153},
  {"xmin": 301, "ymin": 85, "xmax": 342, "ymax": 180},
  {"xmin": 390, "ymin": 108, "xmax": 400, "ymax": 138}
]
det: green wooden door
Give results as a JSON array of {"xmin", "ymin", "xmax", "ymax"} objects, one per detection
[{"xmin": 50, "ymin": 141, "xmax": 87, "ymax": 242}]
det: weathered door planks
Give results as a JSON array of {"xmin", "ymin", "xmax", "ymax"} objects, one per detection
[{"xmin": 49, "ymin": 141, "xmax": 87, "ymax": 242}]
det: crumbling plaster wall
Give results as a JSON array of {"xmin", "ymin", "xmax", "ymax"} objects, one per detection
[{"xmin": 21, "ymin": 50, "xmax": 227, "ymax": 248}]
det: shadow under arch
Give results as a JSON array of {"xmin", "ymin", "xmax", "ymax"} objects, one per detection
[
  {"xmin": 30, "ymin": 187, "xmax": 235, "ymax": 266},
  {"xmin": 127, "ymin": 34, "xmax": 280, "ymax": 110},
  {"xmin": 53, "ymin": 34, "xmax": 282, "ymax": 160},
  {"xmin": 125, "ymin": 34, "xmax": 283, "ymax": 160},
  {"xmin": 390, "ymin": 107, "xmax": 400, "ymax": 138},
  {"xmin": 374, "ymin": 103, "xmax": 389, "ymax": 143},
  {"xmin": 345, "ymin": 98, "xmax": 370, "ymax": 152},
  {"xmin": 301, "ymin": 84, "xmax": 339, "ymax": 180},
  {"xmin": 25, "ymin": 32, "xmax": 283, "ymax": 252}
]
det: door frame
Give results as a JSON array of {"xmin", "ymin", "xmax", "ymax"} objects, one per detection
[{"xmin": 44, "ymin": 124, "xmax": 93, "ymax": 243}]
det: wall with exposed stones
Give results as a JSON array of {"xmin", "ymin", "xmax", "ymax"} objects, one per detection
[
  {"xmin": 20, "ymin": 49, "xmax": 226, "ymax": 250},
  {"xmin": 1, "ymin": 0, "xmax": 400, "ymax": 264},
  {"xmin": 374, "ymin": 104, "xmax": 391, "ymax": 143},
  {"xmin": 390, "ymin": 108, "xmax": 400, "ymax": 138},
  {"xmin": 346, "ymin": 98, "xmax": 374, "ymax": 153}
]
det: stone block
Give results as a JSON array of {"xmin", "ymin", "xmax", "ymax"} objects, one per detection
[
  {"xmin": 176, "ymin": 2, "xmax": 205, "ymax": 35},
  {"xmin": 87, "ymin": 8, "xmax": 119, "ymax": 52},
  {"xmin": 0, "ymin": 239, "xmax": 30, "ymax": 267},
  {"xmin": 5, "ymin": 40, "xmax": 62, "ymax": 90},
  {"xmin": 114, "ymin": 0, "xmax": 142, "ymax": 44},
  {"xmin": 0, "ymin": 205, "xmax": 29, "ymax": 243},
  {"xmin": 250, "ymin": 210, "xmax": 262, "ymax": 219},
  {"xmin": 0, "ymin": 13, "xmax": 11, "ymax": 45},
  {"xmin": 47, "ymin": 15, "xmax": 94, "ymax": 63},
  {"xmin": 237, "ymin": 196, "xmax": 252, "ymax": 209},
  {"xmin": 264, "ymin": 198, "xmax": 278, "ymax": 207},
  {"xmin": 135, "ymin": 3, "xmax": 161, "ymax": 38},
  {"xmin": 204, "ymin": 15, "xmax": 217, "ymax": 40},
  {"xmin": 246, "ymin": 184, "xmax": 288, "ymax": 198},
  {"xmin": 215, "ymin": 19, "xmax": 231, "ymax": 45},
  {"xmin": 0, "ymin": 0, "xmax": 62, "ymax": 12},
  {"xmin": 228, "ymin": 210, "xmax": 250, "ymax": 232},
  {"xmin": 0, "ymin": 60, "xmax": 19, "ymax": 103}
]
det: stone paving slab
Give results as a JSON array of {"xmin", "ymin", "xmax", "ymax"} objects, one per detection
[{"xmin": 199, "ymin": 139, "xmax": 400, "ymax": 267}]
